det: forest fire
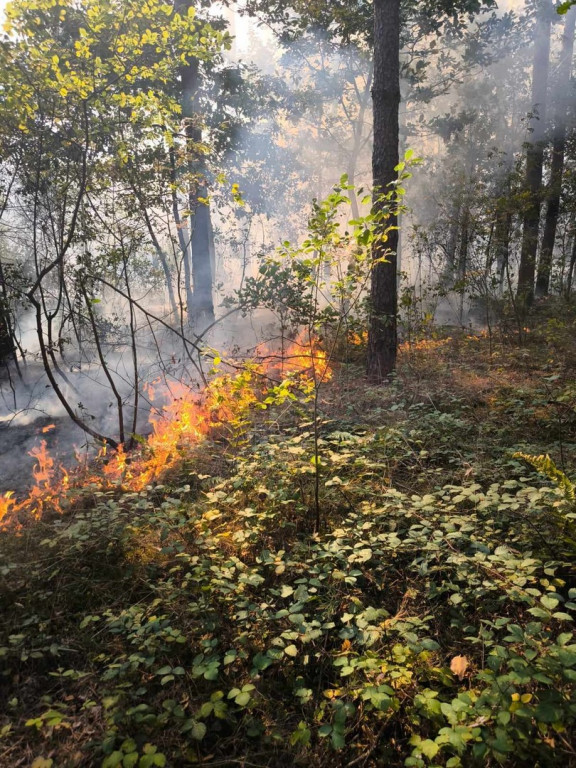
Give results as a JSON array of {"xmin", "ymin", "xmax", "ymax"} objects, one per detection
[
  {"xmin": 0, "ymin": 334, "xmax": 332, "ymax": 529},
  {"xmin": 255, "ymin": 331, "xmax": 333, "ymax": 383}
]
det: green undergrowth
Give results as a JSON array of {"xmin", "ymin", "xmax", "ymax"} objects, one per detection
[{"xmin": 1, "ymin": 326, "xmax": 576, "ymax": 767}]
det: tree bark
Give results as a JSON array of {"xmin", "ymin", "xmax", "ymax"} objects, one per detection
[
  {"xmin": 494, "ymin": 197, "xmax": 512, "ymax": 293},
  {"xmin": 517, "ymin": 5, "xmax": 552, "ymax": 307},
  {"xmin": 181, "ymin": 51, "xmax": 215, "ymax": 328},
  {"xmin": 0, "ymin": 257, "xmax": 16, "ymax": 365},
  {"xmin": 457, "ymin": 205, "xmax": 470, "ymax": 325},
  {"xmin": 536, "ymin": 8, "xmax": 576, "ymax": 297},
  {"xmin": 366, "ymin": 0, "xmax": 400, "ymax": 383},
  {"xmin": 566, "ymin": 232, "xmax": 576, "ymax": 297}
]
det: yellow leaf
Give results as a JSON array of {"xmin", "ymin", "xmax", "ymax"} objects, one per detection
[
  {"xmin": 521, "ymin": 693, "xmax": 533, "ymax": 703},
  {"xmin": 450, "ymin": 655, "xmax": 469, "ymax": 679},
  {"xmin": 31, "ymin": 759, "xmax": 53, "ymax": 768},
  {"xmin": 59, "ymin": 87, "xmax": 68, "ymax": 97}
]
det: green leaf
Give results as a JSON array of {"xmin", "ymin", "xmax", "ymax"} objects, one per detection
[
  {"xmin": 102, "ymin": 753, "xmax": 123, "ymax": 768},
  {"xmin": 527, "ymin": 607, "xmax": 551, "ymax": 619},
  {"xmin": 190, "ymin": 721, "xmax": 206, "ymax": 741},
  {"xmin": 420, "ymin": 739, "xmax": 440, "ymax": 759},
  {"xmin": 541, "ymin": 595, "xmax": 559, "ymax": 610},
  {"xmin": 252, "ymin": 652, "xmax": 273, "ymax": 672}
]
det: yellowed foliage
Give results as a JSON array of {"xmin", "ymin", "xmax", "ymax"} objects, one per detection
[{"xmin": 450, "ymin": 655, "xmax": 469, "ymax": 679}]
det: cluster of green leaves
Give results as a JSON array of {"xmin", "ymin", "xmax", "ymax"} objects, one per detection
[{"xmin": 237, "ymin": 164, "xmax": 416, "ymax": 347}]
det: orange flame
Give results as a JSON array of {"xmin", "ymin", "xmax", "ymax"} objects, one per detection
[
  {"xmin": 0, "ymin": 333, "xmax": 333, "ymax": 526},
  {"xmin": 29, "ymin": 440, "xmax": 54, "ymax": 490},
  {"xmin": 348, "ymin": 331, "xmax": 368, "ymax": 346},
  {"xmin": 0, "ymin": 492, "xmax": 15, "ymax": 525},
  {"xmin": 257, "ymin": 331, "xmax": 332, "ymax": 383},
  {"xmin": 42, "ymin": 424, "xmax": 56, "ymax": 433}
]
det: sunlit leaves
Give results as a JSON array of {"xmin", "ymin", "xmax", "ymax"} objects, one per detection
[{"xmin": 1, "ymin": 0, "xmax": 226, "ymax": 140}]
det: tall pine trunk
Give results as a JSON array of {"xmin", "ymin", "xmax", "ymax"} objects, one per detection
[
  {"xmin": 536, "ymin": 8, "xmax": 576, "ymax": 297},
  {"xmin": 366, "ymin": 0, "xmax": 400, "ymax": 383},
  {"xmin": 517, "ymin": 5, "xmax": 551, "ymax": 307}
]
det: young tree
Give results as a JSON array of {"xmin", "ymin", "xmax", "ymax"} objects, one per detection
[
  {"xmin": 0, "ymin": 0, "xmax": 226, "ymax": 446},
  {"xmin": 242, "ymin": 0, "xmax": 502, "ymax": 382}
]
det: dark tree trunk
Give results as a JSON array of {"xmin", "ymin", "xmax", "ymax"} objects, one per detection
[
  {"xmin": 442, "ymin": 201, "xmax": 462, "ymax": 285},
  {"xmin": 494, "ymin": 198, "xmax": 512, "ymax": 293},
  {"xmin": 517, "ymin": 5, "xmax": 552, "ymax": 307},
  {"xmin": 0, "ymin": 258, "xmax": 16, "ymax": 365},
  {"xmin": 181, "ymin": 53, "xmax": 215, "ymax": 328},
  {"xmin": 366, "ymin": 0, "xmax": 400, "ymax": 383},
  {"xmin": 536, "ymin": 8, "xmax": 576, "ymax": 297},
  {"xmin": 566, "ymin": 233, "xmax": 576, "ymax": 297},
  {"xmin": 457, "ymin": 205, "xmax": 470, "ymax": 325}
]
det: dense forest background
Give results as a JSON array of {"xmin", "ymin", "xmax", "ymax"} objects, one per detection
[
  {"xmin": 1, "ymin": 1, "xmax": 576, "ymax": 766},
  {"xmin": 1, "ymin": 0, "xmax": 576, "ymax": 461}
]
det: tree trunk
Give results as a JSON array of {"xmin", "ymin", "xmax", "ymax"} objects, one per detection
[
  {"xmin": 536, "ymin": 7, "xmax": 576, "ymax": 297},
  {"xmin": 566, "ymin": 232, "xmax": 576, "ymax": 297},
  {"xmin": 517, "ymin": 5, "xmax": 552, "ymax": 307},
  {"xmin": 190, "ymin": 181, "xmax": 215, "ymax": 325},
  {"xmin": 181, "ymin": 53, "xmax": 215, "ymax": 328},
  {"xmin": 347, "ymin": 65, "xmax": 373, "ymax": 221},
  {"xmin": 442, "ymin": 201, "xmax": 462, "ymax": 285},
  {"xmin": 0, "ymin": 257, "xmax": 16, "ymax": 365},
  {"xmin": 494, "ymin": 199, "xmax": 512, "ymax": 293},
  {"xmin": 366, "ymin": 0, "xmax": 400, "ymax": 383},
  {"xmin": 457, "ymin": 205, "xmax": 470, "ymax": 326}
]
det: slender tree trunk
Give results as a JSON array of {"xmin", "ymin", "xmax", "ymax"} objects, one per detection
[
  {"xmin": 127, "ymin": 168, "xmax": 178, "ymax": 317},
  {"xmin": 536, "ymin": 8, "xmax": 576, "ymax": 297},
  {"xmin": 494, "ymin": 199, "xmax": 512, "ymax": 293},
  {"xmin": 457, "ymin": 205, "xmax": 470, "ymax": 325},
  {"xmin": 0, "ymin": 257, "xmax": 16, "ymax": 365},
  {"xmin": 367, "ymin": 0, "xmax": 400, "ymax": 383},
  {"xmin": 517, "ymin": 5, "xmax": 552, "ymax": 307},
  {"xmin": 347, "ymin": 65, "xmax": 373, "ymax": 221},
  {"xmin": 566, "ymin": 233, "xmax": 576, "ymax": 297},
  {"xmin": 190, "ymin": 181, "xmax": 215, "ymax": 325},
  {"xmin": 442, "ymin": 201, "xmax": 462, "ymax": 285},
  {"xmin": 181, "ymin": 52, "xmax": 215, "ymax": 327},
  {"xmin": 169, "ymin": 146, "xmax": 194, "ymax": 318}
]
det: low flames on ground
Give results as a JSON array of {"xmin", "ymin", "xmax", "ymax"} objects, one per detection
[{"xmin": 0, "ymin": 333, "xmax": 332, "ymax": 529}]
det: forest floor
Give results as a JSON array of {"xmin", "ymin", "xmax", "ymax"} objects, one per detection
[{"xmin": 1, "ymin": 301, "xmax": 576, "ymax": 767}]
